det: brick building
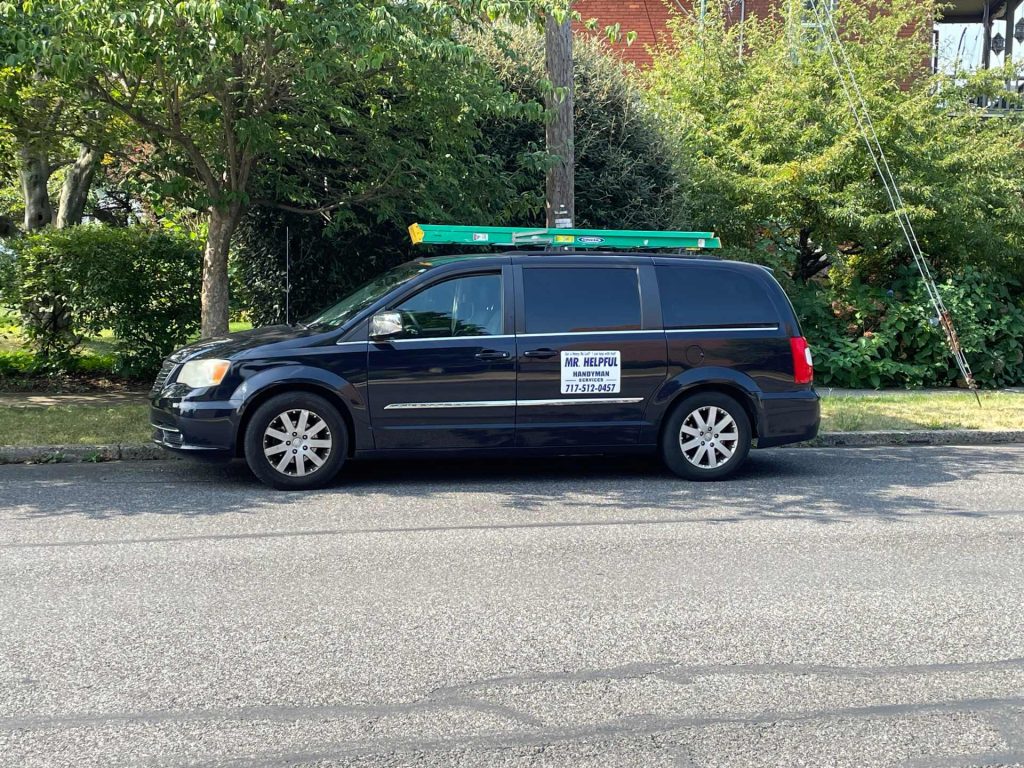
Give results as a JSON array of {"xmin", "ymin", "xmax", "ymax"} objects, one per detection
[
  {"xmin": 573, "ymin": 1, "xmax": 774, "ymax": 68},
  {"xmin": 573, "ymin": 0, "xmax": 1023, "ymax": 72}
]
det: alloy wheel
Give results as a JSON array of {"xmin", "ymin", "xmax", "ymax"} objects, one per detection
[
  {"xmin": 679, "ymin": 405, "xmax": 739, "ymax": 470},
  {"xmin": 262, "ymin": 408, "xmax": 333, "ymax": 477}
]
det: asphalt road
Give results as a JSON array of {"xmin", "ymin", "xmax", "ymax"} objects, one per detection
[{"xmin": 2, "ymin": 446, "xmax": 1024, "ymax": 768}]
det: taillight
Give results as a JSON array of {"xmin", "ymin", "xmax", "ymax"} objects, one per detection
[{"xmin": 790, "ymin": 336, "xmax": 814, "ymax": 385}]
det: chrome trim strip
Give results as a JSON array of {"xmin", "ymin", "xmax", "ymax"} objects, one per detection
[
  {"xmin": 665, "ymin": 326, "xmax": 778, "ymax": 334},
  {"xmin": 334, "ymin": 340, "xmax": 369, "ymax": 347},
  {"xmin": 383, "ymin": 397, "xmax": 644, "ymax": 410},
  {"xmin": 517, "ymin": 330, "xmax": 657, "ymax": 338},
  {"xmin": 152, "ymin": 437, "xmax": 223, "ymax": 451},
  {"xmin": 518, "ymin": 398, "xmax": 644, "ymax": 407},
  {"xmin": 150, "ymin": 423, "xmax": 181, "ymax": 433},
  {"xmin": 384, "ymin": 400, "xmax": 516, "ymax": 410}
]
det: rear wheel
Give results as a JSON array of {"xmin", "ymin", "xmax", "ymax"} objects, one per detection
[
  {"xmin": 244, "ymin": 392, "xmax": 347, "ymax": 490},
  {"xmin": 661, "ymin": 392, "xmax": 751, "ymax": 481}
]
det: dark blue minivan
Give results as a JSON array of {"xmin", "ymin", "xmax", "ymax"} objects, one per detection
[{"xmin": 151, "ymin": 251, "xmax": 819, "ymax": 489}]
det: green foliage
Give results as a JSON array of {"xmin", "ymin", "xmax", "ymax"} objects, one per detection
[
  {"xmin": 9, "ymin": 226, "xmax": 201, "ymax": 375},
  {"xmin": 49, "ymin": 0, "xmax": 540, "ymax": 210},
  {"xmin": 235, "ymin": 26, "xmax": 684, "ymax": 325},
  {"xmin": 31, "ymin": 0, "xmax": 553, "ymax": 332},
  {"xmin": 646, "ymin": 0, "xmax": 1024, "ymax": 284},
  {"xmin": 0, "ymin": 241, "xmax": 16, "ymax": 304},
  {"xmin": 0, "ymin": 348, "xmax": 117, "ymax": 379},
  {"xmin": 645, "ymin": 0, "xmax": 1024, "ymax": 389},
  {"xmin": 0, "ymin": 2, "xmax": 114, "ymax": 234},
  {"xmin": 792, "ymin": 267, "xmax": 1024, "ymax": 389},
  {"xmin": 0, "ymin": 349, "xmax": 35, "ymax": 375},
  {"xmin": 476, "ymin": 26, "xmax": 681, "ymax": 228},
  {"xmin": 232, "ymin": 208, "xmax": 413, "ymax": 327}
]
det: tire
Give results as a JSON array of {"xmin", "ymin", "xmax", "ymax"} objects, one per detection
[
  {"xmin": 243, "ymin": 392, "xmax": 348, "ymax": 490},
  {"xmin": 660, "ymin": 392, "xmax": 752, "ymax": 481}
]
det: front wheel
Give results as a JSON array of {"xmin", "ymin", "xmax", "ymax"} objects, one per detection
[
  {"xmin": 244, "ymin": 392, "xmax": 348, "ymax": 490},
  {"xmin": 661, "ymin": 392, "xmax": 751, "ymax": 481}
]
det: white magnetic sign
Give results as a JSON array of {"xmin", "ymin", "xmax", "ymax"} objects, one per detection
[{"xmin": 560, "ymin": 351, "xmax": 621, "ymax": 395}]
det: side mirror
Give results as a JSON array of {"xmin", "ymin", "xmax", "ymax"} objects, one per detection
[{"xmin": 369, "ymin": 311, "xmax": 403, "ymax": 340}]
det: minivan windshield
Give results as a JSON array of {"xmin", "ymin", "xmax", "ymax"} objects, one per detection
[{"xmin": 302, "ymin": 262, "xmax": 428, "ymax": 330}]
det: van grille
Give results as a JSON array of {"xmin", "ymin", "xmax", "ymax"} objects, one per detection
[{"xmin": 150, "ymin": 359, "xmax": 177, "ymax": 395}]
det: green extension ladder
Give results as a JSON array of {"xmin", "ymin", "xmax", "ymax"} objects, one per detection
[{"xmin": 408, "ymin": 223, "xmax": 721, "ymax": 251}]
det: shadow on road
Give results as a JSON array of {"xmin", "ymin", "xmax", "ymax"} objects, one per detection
[
  {"xmin": 335, "ymin": 446, "xmax": 1024, "ymax": 525},
  {"xmin": 2, "ymin": 445, "xmax": 1022, "ymax": 528}
]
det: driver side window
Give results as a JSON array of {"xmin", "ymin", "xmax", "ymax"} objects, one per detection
[{"xmin": 395, "ymin": 273, "xmax": 502, "ymax": 338}]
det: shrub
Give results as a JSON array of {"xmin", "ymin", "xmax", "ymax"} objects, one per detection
[
  {"xmin": 0, "ymin": 240, "xmax": 16, "ymax": 306},
  {"xmin": 791, "ymin": 267, "xmax": 1024, "ymax": 389},
  {"xmin": 10, "ymin": 226, "xmax": 201, "ymax": 376},
  {"xmin": 231, "ymin": 208, "xmax": 412, "ymax": 327},
  {"xmin": 0, "ymin": 350, "xmax": 36, "ymax": 376}
]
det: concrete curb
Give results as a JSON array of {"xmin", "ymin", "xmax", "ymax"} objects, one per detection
[
  {"xmin": 804, "ymin": 430, "xmax": 1024, "ymax": 448},
  {"xmin": 1, "ymin": 431, "xmax": 1023, "ymax": 465},
  {"xmin": 0, "ymin": 443, "xmax": 171, "ymax": 465}
]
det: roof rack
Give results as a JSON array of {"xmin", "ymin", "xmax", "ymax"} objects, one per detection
[{"xmin": 408, "ymin": 223, "xmax": 721, "ymax": 251}]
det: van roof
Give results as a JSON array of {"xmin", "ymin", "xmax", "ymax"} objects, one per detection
[{"xmin": 412, "ymin": 252, "xmax": 764, "ymax": 271}]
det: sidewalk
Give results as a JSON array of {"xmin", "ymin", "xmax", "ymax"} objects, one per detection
[{"xmin": 0, "ymin": 390, "xmax": 149, "ymax": 408}]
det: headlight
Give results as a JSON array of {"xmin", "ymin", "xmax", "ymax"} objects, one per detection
[{"xmin": 177, "ymin": 358, "xmax": 231, "ymax": 388}]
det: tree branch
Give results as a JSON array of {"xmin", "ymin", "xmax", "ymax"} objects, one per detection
[
  {"xmin": 89, "ymin": 74, "xmax": 222, "ymax": 198},
  {"xmin": 251, "ymin": 160, "xmax": 413, "ymax": 219}
]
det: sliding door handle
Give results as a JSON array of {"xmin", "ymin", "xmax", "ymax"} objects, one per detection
[
  {"xmin": 523, "ymin": 348, "xmax": 558, "ymax": 359},
  {"xmin": 475, "ymin": 350, "xmax": 511, "ymax": 361}
]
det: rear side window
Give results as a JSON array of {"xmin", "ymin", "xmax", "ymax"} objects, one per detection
[
  {"xmin": 657, "ymin": 266, "xmax": 778, "ymax": 329},
  {"xmin": 522, "ymin": 267, "xmax": 641, "ymax": 333}
]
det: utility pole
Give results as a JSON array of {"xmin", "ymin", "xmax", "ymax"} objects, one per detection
[
  {"xmin": 545, "ymin": 7, "xmax": 574, "ymax": 228},
  {"xmin": 983, "ymin": 12, "xmax": 993, "ymax": 69},
  {"xmin": 1006, "ymin": 0, "xmax": 1018, "ymax": 62}
]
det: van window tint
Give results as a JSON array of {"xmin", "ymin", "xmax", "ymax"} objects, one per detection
[
  {"xmin": 657, "ymin": 266, "xmax": 777, "ymax": 329},
  {"xmin": 395, "ymin": 273, "xmax": 502, "ymax": 338},
  {"xmin": 522, "ymin": 268, "xmax": 641, "ymax": 333}
]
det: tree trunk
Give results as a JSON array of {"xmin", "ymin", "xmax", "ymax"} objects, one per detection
[
  {"xmin": 200, "ymin": 205, "xmax": 242, "ymax": 338},
  {"xmin": 56, "ymin": 144, "xmax": 100, "ymax": 228},
  {"xmin": 545, "ymin": 12, "xmax": 575, "ymax": 228},
  {"xmin": 795, "ymin": 227, "xmax": 830, "ymax": 282},
  {"xmin": 17, "ymin": 144, "xmax": 52, "ymax": 231}
]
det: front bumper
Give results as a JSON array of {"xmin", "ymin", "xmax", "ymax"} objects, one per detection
[
  {"xmin": 756, "ymin": 389, "xmax": 821, "ymax": 448},
  {"xmin": 150, "ymin": 395, "xmax": 239, "ymax": 460}
]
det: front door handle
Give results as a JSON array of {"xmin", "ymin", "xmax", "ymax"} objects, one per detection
[
  {"xmin": 475, "ymin": 350, "xmax": 511, "ymax": 361},
  {"xmin": 523, "ymin": 348, "xmax": 558, "ymax": 359}
]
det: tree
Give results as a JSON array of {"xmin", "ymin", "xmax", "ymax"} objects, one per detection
[
  {"xmin": 645, "ymin": 0, "xmax": 1024, "ymax": 286},
  {"xmin": 234, "ymin": 25, "xmax": 683, "ymax": 325},
  {"xmin": 0, "ymin": 2, "xmax": 105, "ymax": 231},
  {"xmin": 0, "ymin": 63, "xmax": 60, "ymax": 231},
  {"xmin": 47, "ymin": 0, "xmax": 548, "ymax": 338},
  {"xmin": 645, "ymin": 0, "xmax": 1024, "ymax": 389}
]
